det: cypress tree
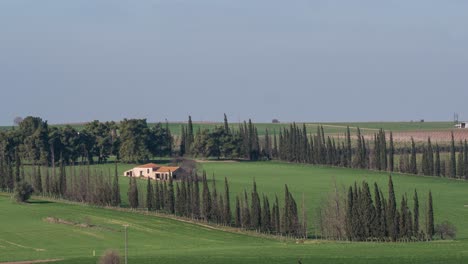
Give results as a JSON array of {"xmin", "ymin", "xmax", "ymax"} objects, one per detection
[
  {"xmin": 175, "ymin": 183, "xmax": 182, "ymax": 215},
  {"xmin": 154, "ymin": 180, "xmax": 161, "ymax": 210},
  {"xmin": 242, "ymin": 189, "xmax": 251, "ymax": 228},
  {"xmin": 361, "ymin": 181, "xmax": 375, "ymax": 238},
  {"xmin": 274, "ymin": 195, "xmax": 281, "ymax": 233},
  {"xmin": 373, "ymin": 183, "xmax": 383, "ymax": 237},
  {"xmin": 44, "ymin": 166, "xmax": 50, "ymax": 194},
  {"xmin": 410, "ymin": 138, "xmax": 418, "ymax": 174},
  {"xmin": 224, "ymin": 177, "xmax": 231, "ymax": 225},
  {"xmin": 193, "ymin": 174, "xmax": 201, "ymax": 219},
  {"xmin": 427, "ymin": 138, "xmax": 434, "ymax": 176},
  {"xmin": 435, "ymin": 144, "xmax": 441, "ymax": 176},
  {"xmin": 346, "ymin": 186, "xmax": 354, "ymax": 240},
  {"xmin": 128, "ymin": 177, "xmax": 139, "ymax": 209},
  {"xmin": 180, "ymin": 178, "xmax": 188, "ymax": 216},
  {"xmin": 146, "ymin": 177, "xmax": 153, "ymax": 211},
  {"xmin": 111, "ymin": 163, "xmax": 121, "ymax": 206},
  {"xmin": 201, "ymin": 174, "xmax": 212, "ymax": 221},
  {"xmin": 251, "ymin": 180, "xmax": 262, "ymax": 230},
  {"xmin": 261, "ymin": 195, "xmax": 272, "ymax": 232},
  {"xmin": 235, "ymin": 195, "xmax": 241, "ymax": 227},
  {"xmin": 388, "ymin": 175, "xmax": 398, "ymax": 241},
  {"xmin": 464, "ymin": 140, "xmax": 468, "ymax": 179},
  {"xmin": 426, "ymin": 191, "xmax": 434, "ymax": 240},
  {"xmin": 346, "ymin": 126, "xmax": 352, "ymax": 167},
  {"xmin": 168, "ymin": 176, "xmax": 175, "ymax": 214},
  {"xmin": 211, "ymin": 178, "xmax": 219, "ymax": 223},
  {"xmin": 35, "ymin": 166, "xmax": 43, "ymax": 193},
  {"xmin": 413, "ymin": 189, "xmax": 419, "ymax": 235},
  {"xmin": 457, "ymin": 141, "xmax": 464, "ymax": 178},
  {"xmin": 389, "ymin": 132, "xmax": 394, "ymax": 172},
  {"xmin": 450, "ymin": 132, "xmax": 456, "ymax": 178}
]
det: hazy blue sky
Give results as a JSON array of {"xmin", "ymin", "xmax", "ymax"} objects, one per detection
[{"xmin": 1, "ymin": 0, "xmax": 467, "ymax": 125}]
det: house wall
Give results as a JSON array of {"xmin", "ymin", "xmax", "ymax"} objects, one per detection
[{"xmin": 124, "ymin": 168, "xmax": 178, "ymax": 181}]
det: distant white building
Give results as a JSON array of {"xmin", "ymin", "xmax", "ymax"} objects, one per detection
[
  {"xmin": 454, "ymin": 122, "xmax": 467, "ymax": 129},
  {"xmin": 123, "ymin": 163, "xmax": 182, "ymax": 181}
]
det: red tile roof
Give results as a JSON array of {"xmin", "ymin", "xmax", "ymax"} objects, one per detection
[
  {"xmin": 136, "ymin": 163, "xmax": 160, "ymax": 169},
  {"xmin": 156, "ymin": 166, "xmax": 180, "ymax": 173}
]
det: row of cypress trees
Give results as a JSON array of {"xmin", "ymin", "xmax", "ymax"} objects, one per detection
[
  {"xmin": 0, "ymin": 160, "xmax": 122, "ymax": 207},
  {"xmin": 128, "ymin": 171, "xmax": 307, "ymax": 238},
  {"xmin": 273, "ymin": 124, "xmax": 468, "ymax": 180},
  {"xmin": 317, "ymin": 176, "xmax": 435, "ymax": 242}
]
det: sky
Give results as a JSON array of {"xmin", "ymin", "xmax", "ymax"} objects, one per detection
[{"xmin": 1, "ymin": 0, "xmax": 467, "ymax": 125}]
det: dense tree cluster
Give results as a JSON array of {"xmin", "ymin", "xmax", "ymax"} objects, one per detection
[
  {"xmin": 180, "ymin": 115, "xmax": 260, "ymax": 160},
  {"xmin": 316, "ymin": 176, "xmax": 435, "ymax": 242},
  {"xmin": 272, "ymin": 125, "xmax": 468, "ymax": 180},
  {"xmin": 127, "ymin": 172, "xmax": 307, "ymax": 238}
]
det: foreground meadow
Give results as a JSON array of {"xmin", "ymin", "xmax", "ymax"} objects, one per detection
[{"xmin": 1, "ymin": 161, "xmax": 468, "ymax": 263}]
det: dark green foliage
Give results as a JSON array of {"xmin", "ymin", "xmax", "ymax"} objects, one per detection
[
  {"xmin": 413, "ymin": 189, "xmax": 419, "ymax": 235},
  {"xmin": 387, "ymin": 175, "xmax": 398, "ymax": 241},
  {"xmin": 13, "ymin": 181, "xmax": 34, "ymax": 202},
  {"xmin": 111, "ymin": 163, "xmax": 121, "ymax": 207},
  {"xmin": 235, "ymin": 195, "xmax": 241, "ymax": 227},
  {"xmin": 389, "ymin": 132, "xmax": 394, "ymax": 172},
  {"xmin": 224, "ymin": 177, "xmax": 231, "ymax": 225},
  {"xmin": 427, "ymin": 191, "xmax": 435, "ymax": 240},
  {"xmin": 409, "ymin": 138, "xmax": 418, "ymax": 175},
  {"xmin": 201, "ymin": 173, "xmax": 212, "ymax": 221},
  {"xmin": 167, "ymin": 176, "xmax": 175, "ymax": 214},
  {"xmin": 449, "ymin": 132, "xmax": 456, "ymax": 178},
  {"xmin": 250, "ymin": 180, "xmax": 262, "ymax": 230},
  {"xmin": 241, "ymin": 190, "xmax": 251, "ymax": 228},
  {"xmin": 146, "ymin": 177, "xmax": 153, "ymax": 211},
  {"xmin": 128, "ymin": 177, "xmax": 139, "ymax": 209}
]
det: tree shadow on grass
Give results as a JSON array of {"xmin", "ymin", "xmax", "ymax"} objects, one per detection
[{"xmin": 28, "ymin": 200, "xmax": 55, "ymax": 204}]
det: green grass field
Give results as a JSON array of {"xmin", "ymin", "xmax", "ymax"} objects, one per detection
[{"xmin": 2, "ymin": 161, "xmax": 468, "ymax": 263}]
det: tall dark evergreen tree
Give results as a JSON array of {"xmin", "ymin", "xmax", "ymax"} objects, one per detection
[
  {"xmin": 223, "ymin": 177, "xmax": 231, "ymax": 225},
  {"xmin": 410, "ymin": 138, "xmax": 418, "ymax": 175},
  {"xmin": 413, "ymin": 189, "xmax": 419, "ymax": 235},
  {"xmin": 146, "ymin": 177, "xmax": 153, "ymax": 210},
  {"xmin": 435, "ymin": 144, "xmax": 441, "ymax": 176},
  {"xmin": 250, "ymin": 180, "xmax": 262, "ymax": 230},
  {"xmin": 387, "ymin": 175, "xmax": 398, "ymax": 241},
  {"xmin": 111, "ymin": 162, "xmax": 121, "ymax": 206},
  {"xmin": 235, "ymin": 195, "xmax": 241, "ymax": 227},
  {"xmin": 128, "ymin": 177, "xmax": 139, "ymax": 209},
  {"xmin": 201, "ymin": 173, "xmax": 212, "ymax": 221},
  {"xmin": 426, "ymin": 191, "xmax": 434, "ymax": 240},
  {"xmin": 167, "ymin": 176, "xmax": 175, "ymax": 214},
  {"xmin": 389, "ymin": 132, "xmax": 394, "ymax": 172},
  {"xmin": 449, "ymin": 132, "xmax": 456, "ymax": 178}
]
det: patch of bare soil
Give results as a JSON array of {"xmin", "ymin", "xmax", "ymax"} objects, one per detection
[
  {"xmin": 43, "ymin": 217, "xmax": 116, "ymax": 232},
  {"xmin": 43, "ymin": 217, "xmax": 94, "ymax": 228},
  {"xmin": 363, "ymin": 130, "xmax": 468, "ymax": 143},
  {"xmin": 0, "ymin": 259, "xmax": 63, "ymax": 264}
]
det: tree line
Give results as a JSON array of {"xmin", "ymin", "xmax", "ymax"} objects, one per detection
[
  {"xmin": 273, "ymin": 123, "xmax": 468, "ymax": 180},
  {"xmin": 128, "ymin": 172, "xmax": 307, "ymax": 238},
  {"xmin": 316, "ymin": 176, "xmax": 435, "ymax": 242}
]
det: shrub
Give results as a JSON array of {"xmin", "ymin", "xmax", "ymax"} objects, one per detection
[
  {"xmin": 435, "ymin": 220, "xmax": 457, "ymax": 240},
  {"xmin": 13, "ymin": 181, "xmax": 34, "ymax": 203},
  {"xmin": 99, "ymin": 250, "xmax": 121, "ymax": 264}
]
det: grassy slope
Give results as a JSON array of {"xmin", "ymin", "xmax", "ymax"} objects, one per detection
[
  {"xmin": 2, "ymin": 161, "xmax": 468, "ymax": 263},
  {"xmin": 200, "ymin": 162, "xmax": 468, "ymax": 235}
]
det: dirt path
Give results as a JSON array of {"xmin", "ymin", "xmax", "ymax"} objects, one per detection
[{"xmin": 0, "ymin": 259, "xmax": 63, "ymax": 264}]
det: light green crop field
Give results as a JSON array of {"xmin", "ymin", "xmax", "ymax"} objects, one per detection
[{"xmin": 2, "ymin": 161, "xmax": 468, "ymax": 263}]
